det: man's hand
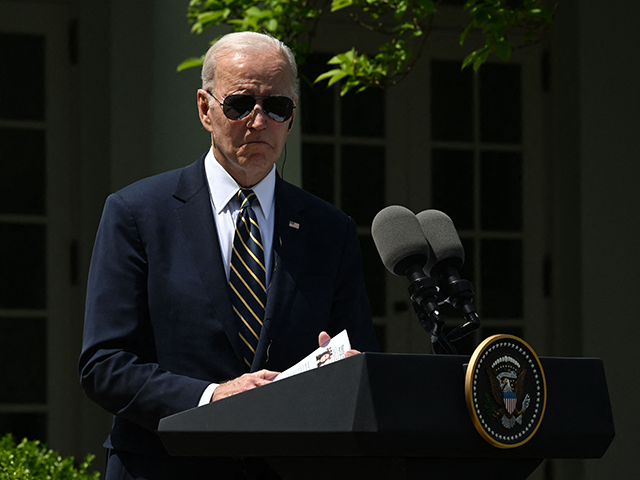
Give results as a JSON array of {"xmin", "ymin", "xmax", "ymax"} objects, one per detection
[
  {"xmin": 211, "ymin": 369, "xmax": 279, "ymax": 402},
  {"xmin": 318, "ymin": 331, "xmax": 360, "ymax": 357}
]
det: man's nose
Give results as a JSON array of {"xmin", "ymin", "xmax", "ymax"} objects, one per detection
[{"xmin": 246, "ymin": 102, "xmax": 269, "ymax": 129}]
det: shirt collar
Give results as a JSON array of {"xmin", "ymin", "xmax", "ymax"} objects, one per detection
[{"xmin": 204, "ymin": 148, "xmax": 276, "ymax": 219}]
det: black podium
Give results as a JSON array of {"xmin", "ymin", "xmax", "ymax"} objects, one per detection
[{"xmin": 158, "ymin": 353, "xmax": 614, "ymax": 480}]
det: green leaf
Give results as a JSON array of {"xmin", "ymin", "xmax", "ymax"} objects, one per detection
[
  {"xmin": 473, "ymin": 48, "xmax": 490, "ymax": 71},
  {"xmin": 177, "ymin": 56, "xmax": 204, "ymax": 72},
  {"xmin": 314, "ymin": 68, "xmax": 347, "ymax": 85},
  {"xmin": 460, "ymin": 21, "xmax": 474, "ymax": 45},
  {"xmin": 331, "ymin": 0, "xmax": 354, "ymax": 12},
  {"xmin": 266, "ymin": 18, "xmax": 278, "ymax": 32},
  {"xmin": 328, "ymin": 48, "xmax": 356, "ymax": 66},
  {"xmin": 395, "ymin": 0, "xmax": 408, "ymax": 21},
  {"xmin": 327, "ymin": 71, "xmax": 350, "ymax": 87},
  {"xmin": 315, "ymin": 69, "xmax": 336, "ymax": 83},
  {"xmin": 416, "ymin": 0, "xmax": 436, "ymax": 14},
  {"xmin": 461, "ymin": 52, "xmax": 476, "ymax": 71}
]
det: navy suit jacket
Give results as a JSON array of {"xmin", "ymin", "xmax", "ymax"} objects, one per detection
[{"xmin": 79, "ymin": 153, "xmax": 378, "ymax": 457}]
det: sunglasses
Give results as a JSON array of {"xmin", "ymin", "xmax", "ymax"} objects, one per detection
[{"xmin": 207, "ymin": 91, "xmax": 296, "ymax": 123}]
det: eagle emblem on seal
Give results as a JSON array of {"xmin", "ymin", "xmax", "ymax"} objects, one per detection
[{"xmin": 485, "ymin": 355, "xmax": 531, "ymax": 429}]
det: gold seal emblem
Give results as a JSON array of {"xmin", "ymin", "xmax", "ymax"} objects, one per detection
[{"xmin": 465, "ymin": 334, "xmax": 547, "ymax": 448}]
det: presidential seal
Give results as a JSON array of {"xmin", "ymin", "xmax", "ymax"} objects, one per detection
[{"xmin": 465, "ymin": 334, "xmax": 547, "ymax": 448}]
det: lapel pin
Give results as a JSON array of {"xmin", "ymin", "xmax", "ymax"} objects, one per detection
[{"xmin": 288, "ymin": 221, "xmax": 300, "ymax": 229}]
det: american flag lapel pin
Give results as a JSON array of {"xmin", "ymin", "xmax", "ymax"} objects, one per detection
[{"xmin": 288, "ymin": 220, "xmax": 300, "ymax": 229}]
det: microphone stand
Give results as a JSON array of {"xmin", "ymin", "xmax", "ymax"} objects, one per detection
[
  {"xmin": 405, "ymin": 266, "xmax": 457, "ymax": 354},
  {"xmin": 434, "ymin": 266, "xmax": 481, "ymax": 343},
  {"xmin": 405, "ymin": 265, "xmax": 481, "ymax": 354}
]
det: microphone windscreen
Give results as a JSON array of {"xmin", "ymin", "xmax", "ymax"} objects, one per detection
[
  {"xmin": 416, "ymin": 209, "xmax": 465, "ymax": 275},
  {"xmin": 372, "ymin": 206, "xmax": 430, "ymax": 276}
]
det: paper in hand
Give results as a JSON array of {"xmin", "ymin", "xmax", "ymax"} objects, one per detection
[{"xmin": 273, "ymin": 330, "xmax": 351, "ymax": 382}]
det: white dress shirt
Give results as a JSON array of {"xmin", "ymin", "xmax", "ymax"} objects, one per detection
[
  {"xmin": 198, "ymin": 148, "xmax": 277, "ymax": 405},
  {"xmin": 203, "ymin": 148, "xmax": 276, "ymax": 285}
]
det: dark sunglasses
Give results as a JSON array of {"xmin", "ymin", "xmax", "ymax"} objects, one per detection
[{"xmin": 207, "ymin": 91, "xmax": 295, "ymax": 123}]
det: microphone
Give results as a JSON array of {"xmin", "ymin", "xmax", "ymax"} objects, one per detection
[
  {"xmin": 371, "ymin": 205, "xmax": 430, "ymax": 279},
  {"xmin": 416, "ymin": 209, "xmax": 480, "ymax": 342},
  {"xmin": 372, "ymin": 206, "xmax": 453, "ymax": 353}
]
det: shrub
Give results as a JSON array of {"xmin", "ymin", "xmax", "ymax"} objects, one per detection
[{"xmin": 0, "ymin": 434, "xmax": 100, "ymax": 479}]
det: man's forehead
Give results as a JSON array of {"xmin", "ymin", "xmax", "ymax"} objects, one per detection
[
  {"xmin": 220, "ymin": 47, "xmax": 283, "ymax": 66},
  {"xmin": 216, "ymin": 51, "xmax": 291, "ymax": 90}
]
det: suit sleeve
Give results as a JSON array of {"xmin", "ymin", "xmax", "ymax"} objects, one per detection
[{"xmin": 78, "ymin": 192, "xmax": 210, "ymax": 432}]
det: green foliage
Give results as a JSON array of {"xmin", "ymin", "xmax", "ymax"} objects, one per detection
[
  {"xmin": 461, "ymin": 0, "xmax": 554, "ymax": 71},
  {"xmin": 317, "ymin": 0, "xmax": 435, "ymax": 92},
  {"xmin": 315, "ymin": 40, "xmax": 412, "ymax": 95},
  {"xmin": 178, "ymin": 0, "xmax": 322, "ymax": 72},
  {"xmin": 0, "ymin": 434, "xmax": 100, "ymax": 480},
  {"xmin": 180, "ymin": 0, "xmax": 555, "ymax": 94}
]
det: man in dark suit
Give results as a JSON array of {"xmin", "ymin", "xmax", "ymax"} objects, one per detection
[{"xmin": 79, "ymin": 32, "xmax": 378, "ymax": 479}]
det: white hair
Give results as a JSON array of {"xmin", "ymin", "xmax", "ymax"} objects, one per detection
[{"xmin": 201, "ymin": 31, "xmax": 299, "ymax": 99}]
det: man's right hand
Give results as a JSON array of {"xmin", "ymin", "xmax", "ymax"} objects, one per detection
[{"xmin": 211, "ymin": 369, "xmax": 279, "ymax": 402}]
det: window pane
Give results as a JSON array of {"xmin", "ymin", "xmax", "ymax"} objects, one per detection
[
  {"xmin": 0, "ymin": 129, "xmax": 46, "ymax": 214},
  {"xmin": 360, "ymin": 235, "xmax": 385, "ymax": 317},
  {"xmin": 0, "ymin": 413, "xmax": 47, "ymax": 443},
  {"xmin": 431, "ymin": 61, "xmax": 473, "ymax": 142},
  {"xmin": 480, "ymin": 151, "xmax": 522, "ymax": 231},
  {"xmin": 340, "ymin": 145, "xmax": 385, "ymax": 226},
  {"xmin": 341, "ymin": 88, "xmax": 384, "ymax": 138},
  {"xmin": 301, "ymin": 54, "xmax": 334, "ymax": 135},
  {"xmin": 0, "ymin": 318, "xmax": 47, "ymax": 403},
  {"xmin": 480, "ymin": 239, "xmax": 522, "ymax": 318},
  {"xmin": 0, "ymin": 33, "xmax": 45, "ymax": 121},
  {"xmin": 431, "ymin": 149, "xmax": 474, "ymax": 230},
  {"xmin": 301, "ymin": 143, "xmax": 334, "ymax": 204},
  {"xmin": 0, "ymin": 224, "xmax": 46, "ymax": 309},
  {"xmin": 480, "ymin": 64, "xmax": 522, "ymax": 144}
]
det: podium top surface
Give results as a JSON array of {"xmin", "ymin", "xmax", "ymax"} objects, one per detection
[{"xmin": 158, "ymin": 353, "xmax": 614, "ymax": 460}]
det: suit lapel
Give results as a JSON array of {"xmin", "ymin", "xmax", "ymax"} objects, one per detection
[
  {"xmin": 172, "ymin": 155, "xmax": 245, "ymax": 368},
  {"xmin": 253, "ymin": 177, "xmax": 308, "ymax": 368}
]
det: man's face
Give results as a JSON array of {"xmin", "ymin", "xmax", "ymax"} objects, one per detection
[{"xmin": 198, "ymin": 49, "xmax": 296, "ymax": 187}]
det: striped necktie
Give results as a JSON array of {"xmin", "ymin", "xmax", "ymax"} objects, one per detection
[{"xmin": 229, "ymin": 189, "xmax": 266, "ymax": 370}]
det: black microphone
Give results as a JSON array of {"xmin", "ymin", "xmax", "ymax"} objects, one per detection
[
  {"xmin": 372, "ymin": 206, "xmax": 453, "ymax": 352},
  {"xmin": 416, "ymin": 209, "xmax": 480, "ymax": 341}
]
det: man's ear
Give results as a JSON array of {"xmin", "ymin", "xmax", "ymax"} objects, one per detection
[{"xmin": 197, "ymin": 89, "xmax": 213, "ymax": 132}]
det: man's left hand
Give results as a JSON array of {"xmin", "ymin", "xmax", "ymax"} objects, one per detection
[{"xmin": 318, "ymin": 331, "xmax": 360, "ymax": 357}]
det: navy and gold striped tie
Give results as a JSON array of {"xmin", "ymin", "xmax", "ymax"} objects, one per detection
[{"xmin": 229, "ymin": 189, "xmax": 266, "ymax": 370}]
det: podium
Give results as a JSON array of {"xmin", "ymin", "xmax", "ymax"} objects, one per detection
[{"xmin": 158, "ymin": 353, "xmax": 614, "ymax": 480}]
